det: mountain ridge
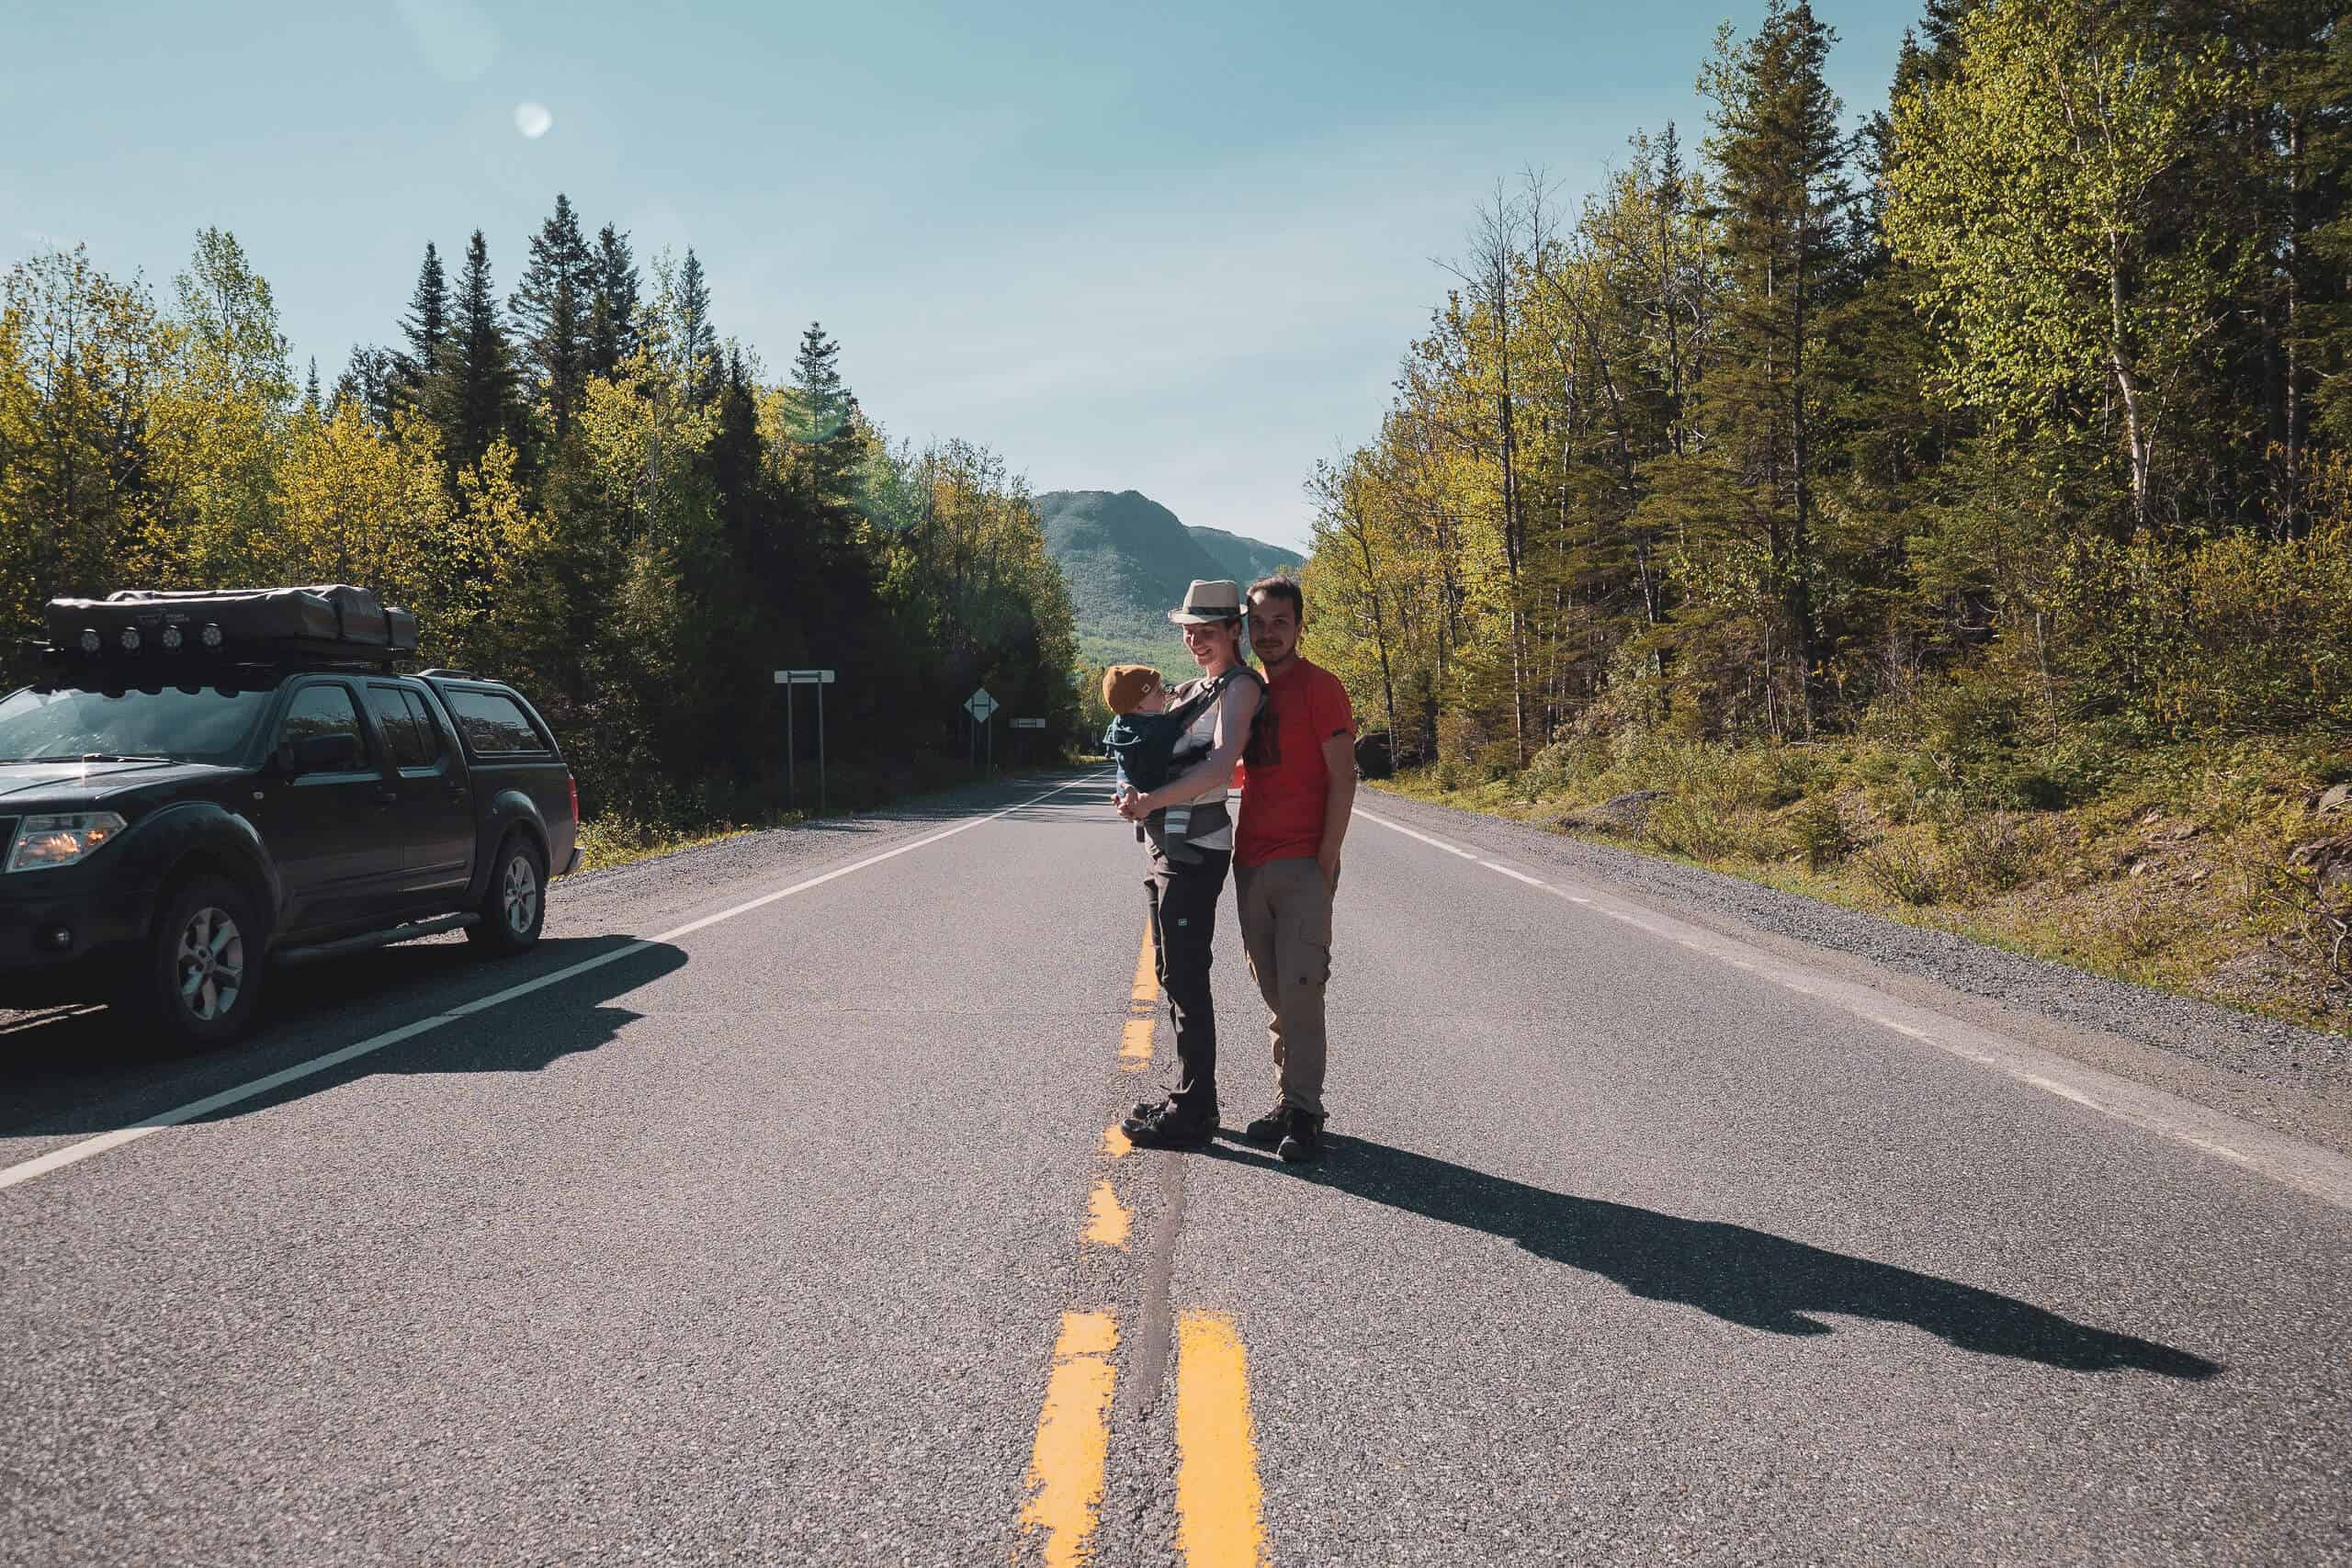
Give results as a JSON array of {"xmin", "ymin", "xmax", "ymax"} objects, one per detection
[{"xmin": 1035, "ymin": 489, "xmax": 1301, "ymax": 671}]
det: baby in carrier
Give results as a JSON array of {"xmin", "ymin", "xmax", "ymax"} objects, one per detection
[{"xmin": 1102, "ymin": 664, "xmax": 1244, "ymax": 864}]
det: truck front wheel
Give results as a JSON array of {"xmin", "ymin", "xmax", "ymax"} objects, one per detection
[
  {"xmin": 468, "ymin": 835, "xmax": 547, "ymax": 955},
  {"xmin": 123, "ymin": 875, "xmax": 266, "ymax": 1053}
]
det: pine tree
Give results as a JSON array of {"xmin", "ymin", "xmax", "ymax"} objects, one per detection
[
  {"xmin": 1699, "ymin": 0, "xmax": 1857, "ymax": 733},
  {"xmin": 396, "ymin": 242, "xmax": 448, "ymax": 402},
  {"xmin": 587, "ymin": 223, "xmax": 639, "ymax": 381},
  {"xmin": 304, "ymin": 356, "xmax": 322, "ymax": 418},
  {"xmin": 510, "ymin": 194, "xmax": 594, "ymax": 441},
  {"xmin": 424, "ymin": 230, "xmax": 523, "ymax": 479},
  {"xmin": 674, "ymin": 249, "xmax": 718, "ymax": 405},
  {"xmin": 708, "ymin": 345, "xmax": 763, "ymax": 513},
  {"xmin": 791, "ymin": 321, "xmax": 851, "ymax": 439},
  {"xmin": 331, "ymin": 345, "xmax": 399, "ymax": 429},
  {"xmin": 788, "ymin": 321, "xmax": 864, "ymax": 535}
]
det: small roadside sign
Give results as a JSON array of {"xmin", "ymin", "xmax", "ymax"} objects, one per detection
[
  {"xmin": 774, "ymin": 669, "xmax": 839, "ymax": 812},
  {"xmin": 1011, "ymin": 717, "xmax": 1045, "ymax": 729},
  {"xmin": 964, "ymin": 687, "xmax": 998, "ymax": 721}
]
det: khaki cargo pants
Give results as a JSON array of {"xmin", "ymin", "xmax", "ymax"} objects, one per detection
[{"xmin": 1234, "ymin": 855, "xmax": 1334, "ymax": 1119}]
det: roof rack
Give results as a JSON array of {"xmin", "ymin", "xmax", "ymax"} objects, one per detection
[
  {"xmin": 415, "ymin": 667, "xmax": 479, "ymax": 680},
  {"xmin": 41, "ymin": 585, "xmax": 417, "ymax": 667}
]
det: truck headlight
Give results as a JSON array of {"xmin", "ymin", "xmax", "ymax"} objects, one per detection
[{"xmin": 5, "ymin": 813, "xmax": 128, "ymax": 873}]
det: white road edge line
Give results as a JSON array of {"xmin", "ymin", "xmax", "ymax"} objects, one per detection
[
  {"xmin": 1355, "ymin": 807, "xmax": 2352, "ymax": 1213},
  {"xmin": 1, "ymin": 775, "xmax": 1105, "ymax": 1195}
]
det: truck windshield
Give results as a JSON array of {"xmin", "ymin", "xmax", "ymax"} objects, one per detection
[{"xmin": 0, "ymin": 683, "xmax": 277, "ymax": 765}]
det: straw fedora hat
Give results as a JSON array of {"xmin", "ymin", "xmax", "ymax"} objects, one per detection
[{"xmin": 1168, "ymin": 579, "xmax": 1243, "ymax": 625}]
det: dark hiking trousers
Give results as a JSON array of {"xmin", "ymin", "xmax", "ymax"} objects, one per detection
[{"xmin": 1143, "ymin": 844, "xmax": 1231, "ymax": 1116}]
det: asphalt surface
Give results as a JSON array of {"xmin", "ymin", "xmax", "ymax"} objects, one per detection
[{"xmin": 4, "ymin": 772, "xmax": 2350, "ymax": 1565}]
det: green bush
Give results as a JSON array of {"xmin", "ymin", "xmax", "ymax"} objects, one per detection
[
  {"xmin": 1935, "ymin": 811, "xmax": 2047, "ymax": 897},
  {"xmin": 1644, "ymin": 796, "xmax": 1738, "ymax": 861},
  {"xmin": 1857, "ymin": 834, "xmax": 1943, "ymax": 905},
  {"xmin": 1790, "ymin": 797, "xmax": 1858, "ymax": 872}
]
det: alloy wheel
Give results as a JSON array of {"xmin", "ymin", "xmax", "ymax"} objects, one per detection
[
  {"xmin": 175, "ymin": 906, "xmax": 244, "ymax": 1022},
  {"xmin": 503, "ymin": 853, "xmax": 540, "ymax": 936}
]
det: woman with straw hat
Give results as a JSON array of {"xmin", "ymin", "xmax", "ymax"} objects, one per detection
[{"xmin": 1117, "ymin": 580, "xmax": 1262, "ymax": 1148}]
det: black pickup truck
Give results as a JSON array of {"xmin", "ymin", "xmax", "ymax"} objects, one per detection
[{"xmin": 0, "ymin": 590, "xmax": 581, "ymax": 1049}]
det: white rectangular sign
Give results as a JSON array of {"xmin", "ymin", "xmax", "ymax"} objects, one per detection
[
  {"xmin": 1011, "ymin": 717, "xmax": 1046, "ymax": 729},
  {"xmin": 775, "ymin": 669, "xmax": 836, "ymax": 684}
]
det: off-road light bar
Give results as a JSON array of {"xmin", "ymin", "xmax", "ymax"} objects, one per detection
[{"xmin": 160, "ymin": 625, "xmax": 184, "ymax": 650}]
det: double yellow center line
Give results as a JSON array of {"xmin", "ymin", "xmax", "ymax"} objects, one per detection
[
  {"xmin": 1016, "ymin": 923, "xmax": 1270, "ymax": 1566},
  {"xmin": 1019, "ymin": 1313, "xmax": 1119, "ymax": 1568}
]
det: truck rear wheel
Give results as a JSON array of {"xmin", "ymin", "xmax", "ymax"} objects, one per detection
[
  {"xmin": 468, "ymin": 835, "xmax": 547, "ymax": 955},
  {"xmin": 122, "ymin": 875, "xmax": 266, "ymax": 1053}
]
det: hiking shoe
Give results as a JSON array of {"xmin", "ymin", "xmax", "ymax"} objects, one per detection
[
  {"xmin": 1125, "ymin": 1098, "xmax": 1171, "ymax": 1130},
  {"xmin": 1274, "ymin": 1109, "xmax": 1325, "ymax": 1165},
  {"xmin": 1240, "ymin": 1104, "xmax": 1290, "ymax": 1146},
  {"xmin": 1125, "ymin": 1100, "xmax": 1217, "ymax": 1149}
]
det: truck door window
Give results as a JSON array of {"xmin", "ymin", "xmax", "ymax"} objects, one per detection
[
  {"xmin": 365, "ymin": 683, "xmax": 432, "ymax": 770},
  {"xmin": 399, "ymin": 689, "xmax": 447, "ymax": 763},
  {"xmin": 442, "ymin": 689, "xmax": 545, "ymax": 754},
  {"xmin": 277, "ymin": 684, "xmax": 371, "ymax": 768}
]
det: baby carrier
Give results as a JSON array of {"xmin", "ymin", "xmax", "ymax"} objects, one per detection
[{"xmin": 1102, "ymin": 666, "xmax": 1262, "ymax": 863}]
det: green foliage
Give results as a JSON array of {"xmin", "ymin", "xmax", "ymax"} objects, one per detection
[
  {"xmin": 424, "ymin": 230, "xmax": 525, "ymax": 480},
  {"xmin": 1933, "ymin": 811, "xmax": 2049, "ymax": 898},
  {"xmin": 0, "ymin": 213, "xmax": 1087, "ymax": 834},
  {"xmin": 1887, "ymin": 0, "xmax": 2238, "ymax": 527},
  {"xmin": 1789, "ymin": 796, "xmax": 1855, "ymax": 872},
  {"xmin": 1856, "ymin": 833, "xmax": 1943, "ymax": 906},
  {"xmin": 509, "ymin": 194, "xmax": 594, "ymax": 442},
  {"xmin": 1297, "ymin": 0, "xmax": 2350, "ymax": 810}
]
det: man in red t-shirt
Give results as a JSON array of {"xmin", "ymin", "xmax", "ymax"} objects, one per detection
[{"xmin": 1231, "ymin": 575, "xmax": 1356, "ymax": 1164}]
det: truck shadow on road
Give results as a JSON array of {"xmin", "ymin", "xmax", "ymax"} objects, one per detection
[
  {"xmin": 1207, "ymin": 1137, "xmax": 2222, "ymax": 1380},
  {"xmin": 0, "ymin": 936, "xmax": 688, "ymax": 1138}
]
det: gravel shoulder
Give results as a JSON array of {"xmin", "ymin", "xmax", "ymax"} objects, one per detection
[{"xmin": 1363, "ymin": 784, "xmax": 2352, "ymax": 1161}]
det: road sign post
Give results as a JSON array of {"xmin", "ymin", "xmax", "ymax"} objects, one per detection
[
  {"xmin": 964, "ymin": 687, "xmax": 998, "ymax": 774},
  {"xmin": 775, "ymin": 670, "xmax": 837, "ymax": 811}
]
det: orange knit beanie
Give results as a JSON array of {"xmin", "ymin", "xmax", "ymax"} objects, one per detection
[{"xmin": 1102, "ymin": 664, "xmax": 1164, "ymax": 716}]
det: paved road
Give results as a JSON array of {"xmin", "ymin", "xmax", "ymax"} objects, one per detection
[{"xmin": 5, "ymin": 773, "xmax": 2350, "ymax": 1566}]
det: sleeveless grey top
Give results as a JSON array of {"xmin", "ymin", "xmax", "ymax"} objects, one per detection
[{"xmin": 1164, "ymin": 672, "xmax": 1249, "ymax": 851}]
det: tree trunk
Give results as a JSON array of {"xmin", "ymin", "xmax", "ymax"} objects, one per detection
[
  {"xmin": 1790, "ymin": 214, "xmax": 1816, "ymax": 738},
  {"xmin": 2109, "ymin": 232, "xmax": 2151, "ymax": 531},
  {"xmin": 1349, "ymin": 509, "xmax": 1399, "ymax": 753}
]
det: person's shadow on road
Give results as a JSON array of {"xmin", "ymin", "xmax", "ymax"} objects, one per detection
[{"xmin": 1206, "ymin": 1136, "xmax": 2221, "ymax": 1380}]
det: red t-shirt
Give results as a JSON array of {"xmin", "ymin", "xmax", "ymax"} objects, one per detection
[{"xmin": 1234, "ymin": 658, "xmax": 1355, "ymax": 868}]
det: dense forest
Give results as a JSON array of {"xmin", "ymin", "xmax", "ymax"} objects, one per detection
[
  {"xmin": 1302, "ymin": 0, "xmax": 2350, "ymax": 788},
  {"xmin": 0, "ymin": 200, "xmax": 1079, "ymax": 831}
]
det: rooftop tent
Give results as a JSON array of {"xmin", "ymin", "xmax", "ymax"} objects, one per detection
[{"xmin": 42, "ymin": 585, "xmax": 419, "ymax": 662}]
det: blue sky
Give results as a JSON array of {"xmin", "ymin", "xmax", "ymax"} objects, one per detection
[{"xmin": 4, "ymin": 1, "xmax": 1914, "ymax": 552}]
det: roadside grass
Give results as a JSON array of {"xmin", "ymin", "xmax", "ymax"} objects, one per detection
[
  {"xmin": 574, "ymin": 809, "xmax": 794, "ymax": 872},
  {"xmin": 1378, "ymin": 733, "xmax": 2352, "ymax": 1036}
]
